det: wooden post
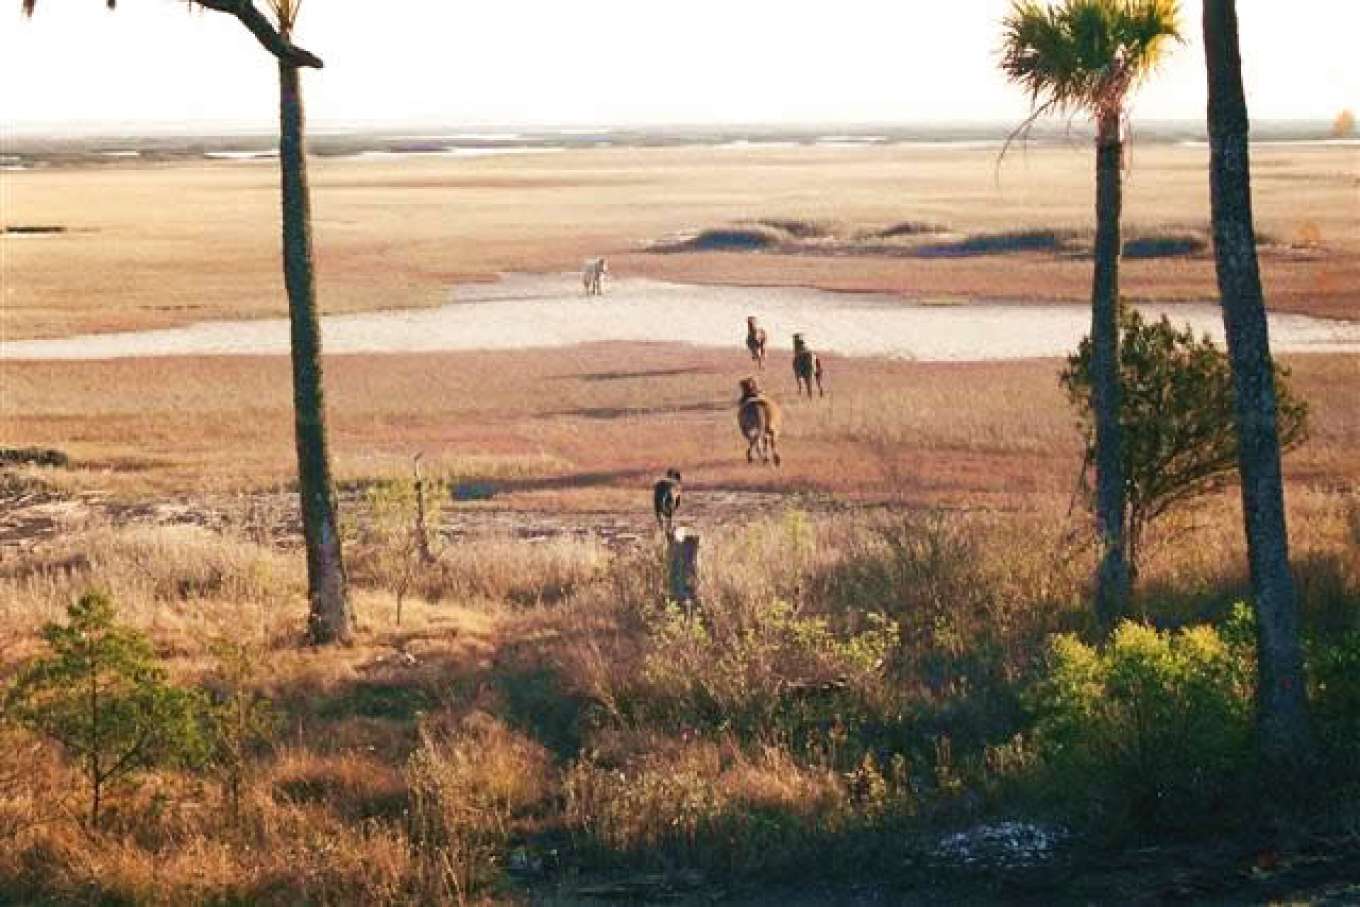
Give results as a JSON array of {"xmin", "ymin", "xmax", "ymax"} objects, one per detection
[
  {"xmin": 667, "ymin": 529, "xmax": 700, "ymax": 613},
  {"xmin": 413, "ymin": 454, "xmax": 434, "ymax": 565}
]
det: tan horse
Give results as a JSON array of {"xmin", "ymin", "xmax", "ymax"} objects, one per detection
[
  {"xmin": 745, "ymin": 316, "xmax": 768, "ymax": 370},
  {"xmin": 792, "ymin": 333, "xmax": 825, "ymax": 398},
  {"xmin": 737, "ymin": 377, "xmax": 782, "ymax": 466}
]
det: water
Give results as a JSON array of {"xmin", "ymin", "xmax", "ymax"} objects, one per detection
[{"xmin": 2, "ymin": 274, "xmax": 1357, "ymax": 362}]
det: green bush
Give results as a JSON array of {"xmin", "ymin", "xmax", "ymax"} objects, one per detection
[
  {"xmin": 3, "ymin": 591, "xmax": 207, "ymax": 828},
  {"xmin": 1029, "ymin": 613, "xmax": 1255, "ymax": 834},
  {"xmin": 1311, "ymin": 630, "xmax": 1360, "ymax": 762},
  {"xmin": 1061, "ymin": 305, "xmax": 1309, "ymax": 578}
]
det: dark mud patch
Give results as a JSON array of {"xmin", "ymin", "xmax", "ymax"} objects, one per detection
[
  {"xmin": 1, "ymin": 225, "xmax": 67, "ymax": 236},
  {"xmin": 0, "ymin": 447, "xmax": 70, "ymax": 468}
]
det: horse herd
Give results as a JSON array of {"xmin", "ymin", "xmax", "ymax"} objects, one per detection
[{"xmin": 581, "ymin": 258, "xmax": 829, "ymax": 533}]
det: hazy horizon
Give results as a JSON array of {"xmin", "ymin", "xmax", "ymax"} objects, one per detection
[
  {"xmin": 2, "ymin": 115, "xmax": 1347, "ymax": 139},
  {"xmin": 2, "ymin": 1, "xmax": 1355, "ymax": 134}
]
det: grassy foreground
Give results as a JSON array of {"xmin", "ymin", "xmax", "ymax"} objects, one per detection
[{"xmin": 2, "ymin": 481, "xmax": 1358, "ymax": 904}]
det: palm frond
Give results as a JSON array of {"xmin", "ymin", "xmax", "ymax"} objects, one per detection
[
  {"xmin": 263, "ymin": 0, "xmax": 300, "ymax": 34},
  {"xmin": 1000, "ymin": 0, "xmax": 1182, "ymax": 118}
]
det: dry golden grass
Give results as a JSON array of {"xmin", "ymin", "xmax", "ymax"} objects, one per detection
[{"xmin": 4, "ymin": 143, "xmax": 1355, "ymax": 340}]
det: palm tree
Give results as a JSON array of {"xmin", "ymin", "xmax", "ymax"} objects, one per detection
[
  {"xmin": 1201, "ymin": 0, "xmax": 1311, "ymax": 769},
  {"xmin": 1000, "ymin": 0, "xmax": 1181, "ymax": 629},
  {"xmin": 22, "ymin": 0, "xmax": 352, "ymax": 645}
]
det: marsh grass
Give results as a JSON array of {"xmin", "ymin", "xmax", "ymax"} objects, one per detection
[{"xmin": 3, "ymin": 350, "xmax": 1351, "ymax": 515}]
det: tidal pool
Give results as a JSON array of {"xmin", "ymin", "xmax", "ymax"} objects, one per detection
[{"xmin": 3, "ymin": 273, "xmax": 1357, "ymax": 361}]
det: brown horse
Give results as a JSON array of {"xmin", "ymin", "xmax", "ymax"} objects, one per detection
[
  {"xmin": 737, "ymin": 377, "xmax": 782, "ymax": 466},
  {"xmin": 745, "ymin": 316, "xmax": 768, "ymax": 370},
  {"xmin": 792, "ymin": 333, "xmax": 825, "ymax": 398}
]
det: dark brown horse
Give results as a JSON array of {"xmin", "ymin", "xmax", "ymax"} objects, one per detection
[
  {"xmin": 792, "ymin": 333, "xmax": 825, "ymax": 398},
  {"xmin": 653, "ymin": 468, "xmax": 682, "ymax": 534}
]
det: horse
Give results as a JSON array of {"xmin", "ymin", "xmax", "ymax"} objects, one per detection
[
  {"xmin": 582, "ymin": 257, "xmax": 608, "ymax": 296},
  {"xmin": 745, "ymin": 316, "xmax": 767, "ymax": 370},
  {"xmin": 792, "ymin": 333, "xmax": 825, "ymax": 398},
  {"xmin": 737, "ymin": 377, "xmax": 782, "ymax": 466},
  {"xmin": 652, "ymin": 468, "xmax": 682, "ymax": 534}
]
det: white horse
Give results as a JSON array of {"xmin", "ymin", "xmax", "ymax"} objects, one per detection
[{"xmin": 582, "ymin": 257, "xmax": 608, "ymax": 296}]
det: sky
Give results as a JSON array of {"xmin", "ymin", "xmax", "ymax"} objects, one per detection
[{"xmin": 1, "ymin": 1, "xmax": 1356, "ymax": 131}]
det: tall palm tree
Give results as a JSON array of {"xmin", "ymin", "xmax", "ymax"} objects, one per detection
[
  {"xmin": 1201, "ymin": 0, "xmax": 1311, "ymax": 769},
  {"xmin": 1000, "ymin": 0, "xmax": 1181, "ymax": 629},
  {"xmin": 22, "ymin": 0, "xmax": 352, "ymax": 645}
]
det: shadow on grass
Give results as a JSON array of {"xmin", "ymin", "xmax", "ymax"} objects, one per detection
[
  {"xmin": 493, "ymin": 662, "xmax": 588, "ymax": 760},
  {"xmin": 1135, "ymin": 551, "xmax": 1358, "ymax": 635},
  {"xmin": 542, "ymin": 401, "xmax": 727, "ymax": 421},
  {"xmin": 564, "ymin": 367, "xmax": 714, "ymax": 383},
  {"xmin": 492, "ymin": 468, "xmax": 657, "ymax": 495}
]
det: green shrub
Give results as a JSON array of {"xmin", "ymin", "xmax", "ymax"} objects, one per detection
[
  {"xmin": 3, "ymin": 591, "xmax": 207, "ymax": 828},
  {"xmin": 1311, "ymin": 630, "xmax": 1360, "ymax": 762},
  {"xmin": 1029, "ymin": 613, "xmax": 1255, "ymax": 834},
  {"xmin": 1061, "ymin": 305, "xmax": 1309, "ymax": 578}
]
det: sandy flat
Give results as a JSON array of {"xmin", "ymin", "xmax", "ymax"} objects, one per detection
[
  {"xmin": 2, "ymin": 273, "xmax": 1357, "ymax": 362},
  {"xmin": 4, "ymin": 144, "xmax": 1356, "ymax": 341}
]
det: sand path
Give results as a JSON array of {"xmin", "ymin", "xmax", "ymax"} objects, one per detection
[{"xmin": 3, "ymin": 273, "xmax": 1358, "ymax": 361}]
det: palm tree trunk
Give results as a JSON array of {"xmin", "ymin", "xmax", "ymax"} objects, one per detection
[
  {"xmin": 1202, "ymin": 0, "xmax": 1311, "ymax": 767},
  {"xmin": 279, "ymin": 60, "xmax": 351, "ymax": 645},
  {"xmin": 1091, "ymin": 110, "xmax": 1130, "ymax": 629}
]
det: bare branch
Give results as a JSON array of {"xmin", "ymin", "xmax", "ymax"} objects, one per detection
[
  {"xmin": 191, "ymin": 0, "xmax": 323, "ymax": 68},
  {"xmin": 20, "ymin": 0, "xmax": 321, "ymax": 67}
]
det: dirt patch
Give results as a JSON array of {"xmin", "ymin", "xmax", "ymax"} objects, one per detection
[
  {"xmin": 0, "ymin": 474, "xmax": 79, "ymax": 550},
  {"xmin": 0, "ymin": 477, "xmax": 863, "ymax": 556}
]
